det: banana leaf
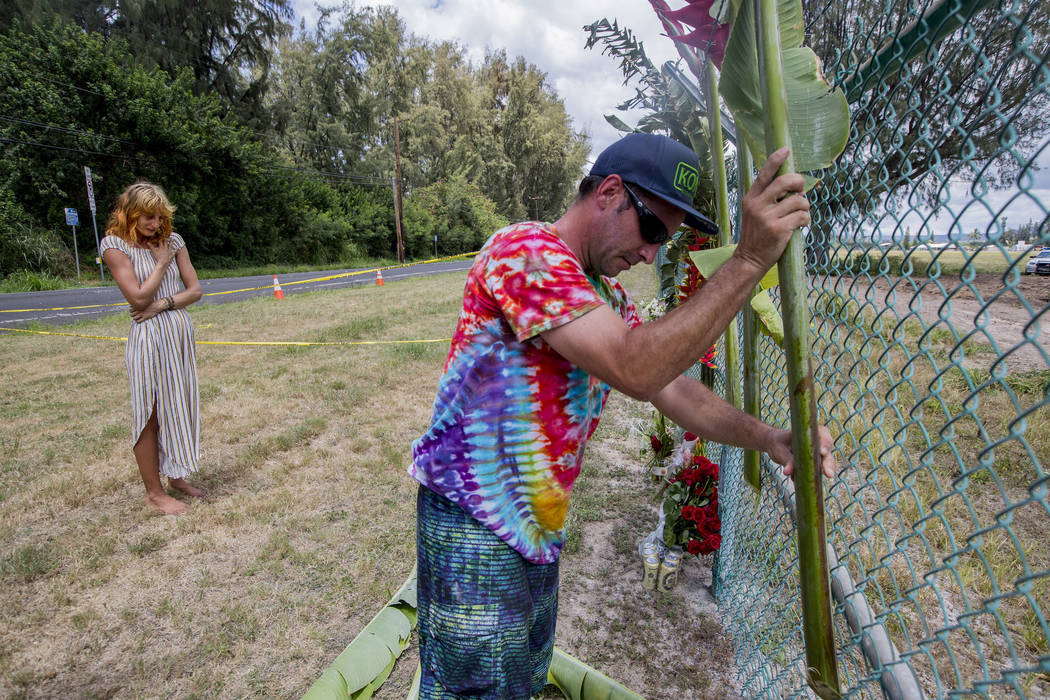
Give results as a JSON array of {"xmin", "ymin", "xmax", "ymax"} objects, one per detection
[
  {"xmin": 748, "ymin": 289, "xmax": 784, "ymax": 346},
  {"xmin": 301, "ymin": 568, "xmax": 418, "ymax": 700},
  {"xmin": 604, "ymin": 114, "xmax": 636, "ymax": 133},
  {"xmin": 688, "ymin": 246, "xmax": 783, "ymax": 344},
  {"xmin": 719, "ymin": 0, "xmax": 849, "ymax": 188},
  {"xmin": 546, "ymin": 647, "xmax": 646, "ymax": 700}
]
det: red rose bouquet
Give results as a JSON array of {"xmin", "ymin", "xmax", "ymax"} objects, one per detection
[{"xmin": 661, "ymin": 440, "xmax": 722, "ymax": 556}]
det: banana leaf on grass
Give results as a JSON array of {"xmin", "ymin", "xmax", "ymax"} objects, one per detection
[{"xmin": 301, "ymin": 568, "xmax": 418, "ymax": 700}]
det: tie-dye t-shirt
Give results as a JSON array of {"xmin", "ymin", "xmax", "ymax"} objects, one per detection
[{"xmin": 409, "ymin": 222, "xmax": 642, "ymax": 564}]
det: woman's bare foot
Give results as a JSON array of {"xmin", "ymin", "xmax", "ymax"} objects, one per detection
[
  {"xmin": 146, "ymin": 492, "xmax": 189, "ymax": 515},
  {"xmin": 168, "ymin": 478, "xmax": 206, "ymax": 499}
]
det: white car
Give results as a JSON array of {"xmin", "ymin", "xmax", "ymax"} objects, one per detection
[{"xmin": 1025, "ymin": 249, "xmax": 1050, "ymax": 274}]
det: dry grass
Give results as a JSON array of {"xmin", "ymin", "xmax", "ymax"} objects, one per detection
[
  {"xmin": 1, "ymin": 274, "xmax": 454, "ymax": 698},
  {"xmin": 0, "ymin": 264, "xmax": 741, "ymax": 699}
]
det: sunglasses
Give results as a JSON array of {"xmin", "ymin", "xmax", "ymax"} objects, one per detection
[{"xmin": 622, "ymin": 183, "xmax": 670, "ymax": 245}]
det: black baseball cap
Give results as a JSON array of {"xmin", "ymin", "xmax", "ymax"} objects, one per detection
[{"xmin": 590, "ymin": 133, "xmax": 718, "ymax": 235}]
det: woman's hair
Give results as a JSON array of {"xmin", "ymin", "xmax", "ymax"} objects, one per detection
[{"xmin": 105, "ymin": 182, "xmax": 176, "ymax": 246}]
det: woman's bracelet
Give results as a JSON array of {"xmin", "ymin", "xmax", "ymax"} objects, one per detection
[{"xmin": 166, "ymin": 296, "xmax": 175, "ymax": 311}]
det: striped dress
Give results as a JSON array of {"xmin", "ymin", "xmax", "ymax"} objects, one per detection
[{"xmin": 100, "ymin": 233, "xmax": 200, "ymax": 478}]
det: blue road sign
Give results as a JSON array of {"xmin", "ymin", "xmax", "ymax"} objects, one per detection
[{"xmin": 64, "ymin": 208, "xmax": 79, "ymax": 226}]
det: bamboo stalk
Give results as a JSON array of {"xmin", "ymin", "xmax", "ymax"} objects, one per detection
[
  {"xmin": 737, "ymin": 143, "xmax": 762, "ymax": 493},
  {"xmin": 703, "ymin": 59, "xmax": 740, "ymax": 414},
  {"xmin": 753, "ymin": 0, "xmax": 840, "ymax": 696},
  {"xmin": 703, "ymin": 57, "xmax": 734, "ymax": 600}
]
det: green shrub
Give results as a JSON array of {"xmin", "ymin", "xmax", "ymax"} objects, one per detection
[
  {"xmin": 271, "ymin": 211, "xmax": 353, "ymax": 265},
  {"xmin": 0, "ymin": 270, "xmax": 67, "ymax": 292},
  {"xmin": 0, "ymin": 194, "xmax": 76, "ymax": 278},
  {"xmin": 403, "ymin": 178, "xmax": 509, "ymax": 258}
]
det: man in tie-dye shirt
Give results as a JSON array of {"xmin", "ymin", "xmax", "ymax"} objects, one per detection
[{"xmin": 410, "ymin": 133, "xmax": 837, "ymax": 699}]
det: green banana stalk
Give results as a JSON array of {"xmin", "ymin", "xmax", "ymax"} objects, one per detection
[
  {"xmin": 737, "ymin": 143, "xmax": 763, "ymax": 492},
  {"xmin": 754, "ymin": 0, "xmax": 840, "ymax": 696},
  {"xmin": 703, "ymin": 59, "xmax": 741, "ymax": 414}
]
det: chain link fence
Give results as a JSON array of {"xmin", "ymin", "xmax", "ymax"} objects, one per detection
[{"xmin": 710, "ymin": 0, "xmax": 1050, "ymax": 697}]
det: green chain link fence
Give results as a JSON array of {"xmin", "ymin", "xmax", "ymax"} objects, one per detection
[{"xmin": 707, "ymin": 0, "xmax": 1049, "ymax": 697}]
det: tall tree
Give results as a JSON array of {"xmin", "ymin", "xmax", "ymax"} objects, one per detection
[
  {"xmin": 493, "ymin": 52, "xmax": 590, "ymax": 221},
  {"xmin": 269, "ymin": 7, "xmax": 587, "ymax": 225},
  {"xmin": 803, "ymin": 0, "xmax": 1049, "ymax": 213},
  {"xmin": 268, "ymin": 4, "xmax": 407, "ymax": 175},
  {"xmin": 0, "ymin": 20, "xmax": 360, "ymax": 271},
  {"xmin": 1, "ymin": 0, "xmax": 293, "ymax": 125}
]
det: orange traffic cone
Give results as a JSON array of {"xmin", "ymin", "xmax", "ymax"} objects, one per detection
[
  {"xmin": 273, "ymin": 274, "xmax": 285, "ymax": 299},
  {"xmin": 375, "ymin": 269, "xmax": 384, "ymax": 286}
]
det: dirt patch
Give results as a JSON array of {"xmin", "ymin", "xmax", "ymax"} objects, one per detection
[
  {"xmin": 829, "ymin": 273, "xmax": 1050, "ymax": 372},
  {"xmin": 551, "ymin": 391, "xmax": 744, "ymax": 700}
]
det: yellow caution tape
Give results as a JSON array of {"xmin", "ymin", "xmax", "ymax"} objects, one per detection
[
  {"xmin": 1, "ymin": 251, "xmax": 478, "ymax": 313},
  {"xmin": 0, "ymin": 327, "xmax": 129, "ymax": 342},
  {"xmin": 0, "ymin": 326, "xmax": 451, "ymax": 347},
  {"xmin": 0, "ymin": 300, "xmax": 128, "ymax": 313},
  {"xmin": 209, "ymin": 251, "xmax": 477, "ymax": 295}
]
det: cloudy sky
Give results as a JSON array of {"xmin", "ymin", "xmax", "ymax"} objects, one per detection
[{"xmin": 290, "ymin": 0, "xmax": 1048, "ymax": 239}]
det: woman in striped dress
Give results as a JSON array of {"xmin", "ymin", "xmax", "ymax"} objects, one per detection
[{"xmin": 100, "ymin": 182, "xmax": 203, "ymax": 515}]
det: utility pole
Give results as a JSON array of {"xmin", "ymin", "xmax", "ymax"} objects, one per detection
[{"xmin": 392, "ymin": 117, "xmax": 406, "ymax": 263}]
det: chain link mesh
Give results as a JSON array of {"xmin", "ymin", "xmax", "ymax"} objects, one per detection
[{"xmin": 709, "ymin": 0, "xmax": 1050, "ymax": 697}]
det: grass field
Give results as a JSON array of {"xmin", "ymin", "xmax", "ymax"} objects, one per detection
[
  {"xmin": 8, "ymin": 249, "xmax": 1044, "ymax": 698},
  {"xmin": 829, "ymin": 246, "xmax": 1033, "ymax": 277},
  {"xmin": 0, "ymin": 263, "xmax": 739, "ymax": 699}
]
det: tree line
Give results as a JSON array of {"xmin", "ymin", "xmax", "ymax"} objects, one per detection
[{"xmin": 0, "ymin": 2, "xmax": 588, "ymax": 277}]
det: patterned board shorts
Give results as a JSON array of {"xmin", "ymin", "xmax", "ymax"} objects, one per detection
[{"xmin": 416, "ymin": 485, "xmax": 559, "ymax": 699}]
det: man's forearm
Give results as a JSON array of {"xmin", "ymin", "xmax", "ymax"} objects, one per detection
[
  {"xmin": 622, "ymin": 256, "xmax": 766, "ymax": 393},
  {"xmin": 650, "ymin": 374, "xmax": 775, "ymax": 454}
]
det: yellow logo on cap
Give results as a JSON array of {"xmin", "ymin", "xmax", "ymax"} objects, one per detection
[{"xmin": 674, "ymin": 162, "xmax": 699, "ymax": 195}]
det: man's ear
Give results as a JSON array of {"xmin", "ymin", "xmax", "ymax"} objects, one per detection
[{"xmin": 594, "ymin": 174, "xmax": 624, "ymax": 211}]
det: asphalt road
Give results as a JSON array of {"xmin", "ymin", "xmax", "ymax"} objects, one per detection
[{"xmin": 0, "ymin": 258, "xmax": 475, "ymax": 328}]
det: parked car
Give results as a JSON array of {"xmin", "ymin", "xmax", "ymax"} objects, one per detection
[{"xmin": 1025, "ymin": 249, "xmax": 1050, "ymax": 274}]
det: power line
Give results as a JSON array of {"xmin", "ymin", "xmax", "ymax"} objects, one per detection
[
  {"xmin": 0, "ymin": 116, "xmax": 387, "ymax": 182},
  {"xmin": 0, "ymin": 136, "xmax": 158, "ymax": 163},
  {"xmin": 0, "ymin": 115, "xmax": 138, "ymax": 145},
  {"xmin": 20, "ymin": 72, "xmax": 108, "ymax": 98},
  {"xmin": 1, "ymin": 136, "xmax": 391, "ymax": 188},
  {"xmin": 264, "ymin": 163, "xmax": 387, "ymax": 185},
  {"xmin": 262, "ymin": 167, "xmax": 390, "ymax": 183}
]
